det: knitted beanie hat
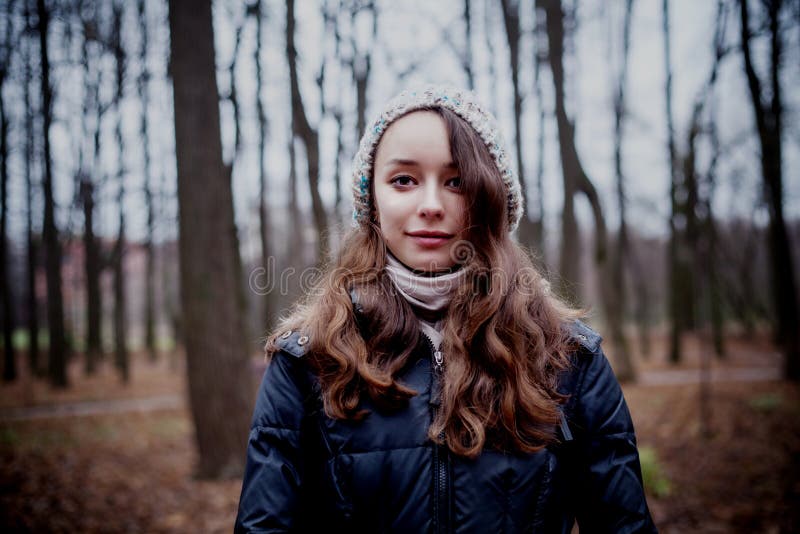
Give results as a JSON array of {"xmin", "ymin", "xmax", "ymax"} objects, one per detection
[{"xmin": 351, "ymin": 84, "xmax": 523, "ymax": 232}]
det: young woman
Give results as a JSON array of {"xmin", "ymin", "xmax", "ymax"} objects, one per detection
[{"xmin": 235, "ymin": 85, "xmax": 657, "ymax": 533}]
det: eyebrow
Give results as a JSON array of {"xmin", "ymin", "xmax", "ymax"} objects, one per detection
[{"xmin": 385, "ymin": 158, "xmax": 457, "ymax": 169}]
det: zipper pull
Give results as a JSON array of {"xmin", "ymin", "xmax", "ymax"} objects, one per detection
[{"xmin": 433, "ymin": 350, "xmax": 444, "ymax": 373}]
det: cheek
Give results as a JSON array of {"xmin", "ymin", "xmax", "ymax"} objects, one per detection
[
  {"xmin": 378, "ymin": 210, "xmax": 403, "ymax": 239},
  {"xmin": 450, "ymin": 196, "xmax": 468, "ymax": 230},
  {"xmin": 374, "ymin": 191, "xmax": 409, "ymax": 230}
]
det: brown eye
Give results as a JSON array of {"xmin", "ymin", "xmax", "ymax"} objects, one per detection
[
  {"xmin": 390, "ymin": 175, "xmax": 415, "ymax": 186},
  {"xmin": 446, "ymin": 177, "xmax": 462, "ymax": 189}
]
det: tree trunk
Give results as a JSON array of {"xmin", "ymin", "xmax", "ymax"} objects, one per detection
[
  {"xmin": 663, "ymin": 0, "xmax": 690, "ymax": 364},
  {"xmin": 608, "ymin": 0, "xmax": 636, "ymax": 382},
  {"xmin": 463, "ymin": 0, "xmax": 474, "ymax": 90},
  {"xmin": 541, "ymin": 0, "xmax": 622, "ymax": 383},
  {"xmin": 287, "ymin": 131, "xmax": 302, "ymax": 265},
  {"xmin": 350, "ymin": 3, "xmax": 377, "ymax": 144},
  {"xmin": 705, "ymin": 86, "xmax": 724, "ymax": 359},
  {"xmin": 629, "ymin": 236, "xmax": 651, "ymax": 358},
  {"xmin": 689, "ymin": 0, "xmax": 727, "ymax": 361},
  {"xmin": 1, "ymin": 33, "xmax": 15, "ymax": 381},
  {"xmin": 139, "ymin": 0, "xmax": 156, "ymax": 362},
  {"xmin": 80, "ymin": 178, "xmax": 102, "ymax": 374},
  {"xmin": 223, "ymin": 5, "xmax": 250, "ymax": 348},
  {"xmin": 111, "ymin": 2, "xmax": 128, "ymax": 383},
  {"xmin": 541, "ymin": 0, "xmax": 580, "ymax": 295},
  {"xmin": 540, "ymin": 0, "xmax": 571, "ymax": 296},
  {"xmin": 112, "ymin": 212, "xmax": 127, "ymax": 382},
  {"xmin": 38, "ymin": 0, "xmax": 68, "ymax": 388},
  {"xmin": 254, "ymin": 0, "xmax": 274, "ymax": 331},
  {"xmin": 229, "ymin": 9, "xmax": 244, "ymax": 158},
  {"xmin": 329, "ymin": 1, "xmax": 345, "ymax": 217},
  {"xmin": 287, "ymin": 0, "xmax": 328, "ymax": 263},
  {"xmin": 80, "ymin": 5, "xmax": 102, "ymax": 374},
  {"xmin": 24, "ymin": 1, "xmax": 40, "ymax": 376},
  {"xmin": 500, "ymin": 0, "xmax": 541, "ymax": 252},
  {"xmin": 483, "ymin": 0, "xmax": 500, "ymax": 113},
  {"xmin": 540, "ymin": 0, "xmax": 608, "ymax": 302},
  {"xmin": 531, "ymin": 8, "xmax": 546, "ymax": 264},
  {"xmin": 333, "ymin": 108, "xmax": 344, "ymax": 216},
  {"xmin": 681, "ymin": 121, "xmax": 699, "ymax": 331},
  {"xmin": 168, "ymin": 0, "xmax": 252, "ymax": 478},
  {"xmin": 740, "ymin": 0, "xmax": 799, "ymax": 380}
]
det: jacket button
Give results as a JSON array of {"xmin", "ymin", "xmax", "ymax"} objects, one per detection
[
  {"xmin": 281, "ymin": 330, "xmax": 292, "ymax": 339},
  {"xmin": 297, "ymin": 335, "xmax": 309, "ymax": 346}
]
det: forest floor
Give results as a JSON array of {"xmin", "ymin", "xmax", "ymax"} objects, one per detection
[{"xmin": 0, "ymin": 330, "xmax": 797, "ymax": 533}]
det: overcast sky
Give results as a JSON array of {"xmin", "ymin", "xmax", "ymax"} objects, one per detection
[{"xmin": 4, "ymin": 0, "xmax": 799, "ymax": 260}]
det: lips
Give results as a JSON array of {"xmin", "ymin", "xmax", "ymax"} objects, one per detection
[
  {"xmin": 407, "ymin": 230, "xmax": 454, "ymax": 238},
  {"xmin": 406, "ymin": 230, "xmax": 454, "ymax": 249}
]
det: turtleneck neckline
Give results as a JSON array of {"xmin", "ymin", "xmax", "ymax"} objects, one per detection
[
  {"xmin": 386, "ymin": 251, "xmax": 463, "ymax": 277},
  {"xmin": 384, "ymin": 253, "xmax": 466, "ymax": 350},
  {"xmin": 384, "ymin": 254, "xmax": 465, "ymax": 311}
]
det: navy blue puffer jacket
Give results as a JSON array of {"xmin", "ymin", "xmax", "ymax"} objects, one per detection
[{"xmin": 234, "ymin": 321, "xmax": 657, "ymax": 533}]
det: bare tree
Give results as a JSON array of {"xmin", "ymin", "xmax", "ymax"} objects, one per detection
[
  {"xmin": 139, "ymin": 0, "xmax": 157, "ymax": 362},
  {"xmin": 483, "ymin": 0, "xmax": 500, "ymax": 113},
  {"xmin": 219, "ymin": 3, "xmax": 250, "ymax": 347},
  {"xmin": 78, "ymin": 0, "xmax": 103, "ymax": 375},
  {"xmin": 538, "ymin": 0, "xmax": 631, "ymax": 381},
  {"xmin": 23, "ymin": 0, "xmax": 40, "ymax": 376},
  {"xmin": 287, "ymin": 0, "xmax": 328, "ymax": 262},
  {"xmin": 531, "ymin": 3, "xmax": 547, "ymax": 265},
  {"xmin": 663, "ymin": 0, "xmax": 694, "ymax": 364},
  {"xmin": 740, "ymin": 0, "xmax": 799, "ymax": 380},
  {"xmin": 500, "ymin": 0, "xmax": 542, "ymax": 251},
  {"xmin": 38, "ymin": 0, "xmax": 68, "ymax": 387},
  {"xmin": 110, "ymin": 0, "xmax": 128, "ymax": 383},
  {"xmin": 463, "ymin": 0, "xmax": 475, "ymax": 90},
  {"xmin": 538, "ymin": 0, "xmax": 608, "ymax": 301},
  {"xmin": 718, "ymin": 217, "xmax": 770, "ymax": 333},
  {"xmin": 705, "ymin": 148, "xmax": 725, "ymax": 359},
  {"xmin": 287, "ymin": 117, "xmax": 301, "ymax": 264},
  {"xmin": 692, "ymin": 3, "xmax": 730, "ymax": 434},
  {"xmin": 687, "ymin": 0, "xmax": 729, "ymax": 361},
  {"xmin": 227, "ymin": 4, "xmax": 245, "ymax": 159},
  {"xmin": 1, "ymin": 0, "xmax": 16, "ymax": 382},
  {"xmin": 608, "ymin": 0, "xmax": 636, "ymax": 380},
  {"xmin": 349, "ymin": 1, "xmax": 377, "ymax": 142},
  {"xmin": 168, "ymin": 0, "xmax": 252, "ymax": 477},
  {"xmin": 329, "ymin": 1, "xmax": 346, "ymax": 216},
  {"xmin": 252, "ymin": 0, "xmax": 275, "ymax": 330}
]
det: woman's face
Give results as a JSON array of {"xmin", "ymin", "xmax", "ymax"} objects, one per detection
[{"xmin": 372, "ymin": 111, "xmax": 467, "ymax": 273}]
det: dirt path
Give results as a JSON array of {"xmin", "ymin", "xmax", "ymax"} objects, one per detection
[
  {"xmin": 0, "ymin": 394, "xmax": 184, "ymax": 422},
  {"xmin": 639, "ymin": 366, "xmax": 781, "ymax": 385},
  {"xmin": 0, "ymin": 365, "xmax": 783, "ymax": 423}
]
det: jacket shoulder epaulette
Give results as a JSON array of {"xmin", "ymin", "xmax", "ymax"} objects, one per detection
[
  {"xmin": 569, "ymin": 320, "xmax": 603, "ymax": 353},
  {"xmin": 274, "ymin": 329, "xmax": 309, "ymax": 358}
]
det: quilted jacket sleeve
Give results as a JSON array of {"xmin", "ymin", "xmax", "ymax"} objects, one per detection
[
  {"xmin": 234, "ymin": 347, "xmax": 309, "ymax": 533},
  {"xmin": 569, "ymin": 325, "xmax": 657, "ymax": 533}
]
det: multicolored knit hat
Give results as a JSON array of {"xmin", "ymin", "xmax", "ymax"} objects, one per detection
[{"xmin": 351, "ymin": 84, "xmax": 523, "ymax": 232}]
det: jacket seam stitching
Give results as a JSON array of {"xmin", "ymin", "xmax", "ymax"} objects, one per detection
[
  {"xmin": 570, "ymin": 351, "xmax": 592, "ymax": 417},
  {"xmin": 251, "ymin": 423, "xmax": 301, "ymax": 434},
  {"xmin": 335, "ymin": 444, "xmax": 429, "ymax": 456}
]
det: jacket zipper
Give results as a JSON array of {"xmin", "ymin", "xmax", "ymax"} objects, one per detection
[{"xmin": 423, "ymin": 333, "xmax": 449, "ymax": 534}]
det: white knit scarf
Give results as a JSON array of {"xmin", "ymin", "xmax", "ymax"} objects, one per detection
[{"xmin": 384, "ymin": 254, "xmax": 465, "ymax": 349}]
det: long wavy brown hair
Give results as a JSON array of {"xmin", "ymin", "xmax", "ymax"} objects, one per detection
[{"xmin": 266, "ymin": 106, "xmax": 580, "ymax": 458}]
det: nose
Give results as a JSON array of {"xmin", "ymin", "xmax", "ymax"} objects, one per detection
[{"xmin": 418, "ymin": 181, "xmax": 444, "ymax": 219}]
